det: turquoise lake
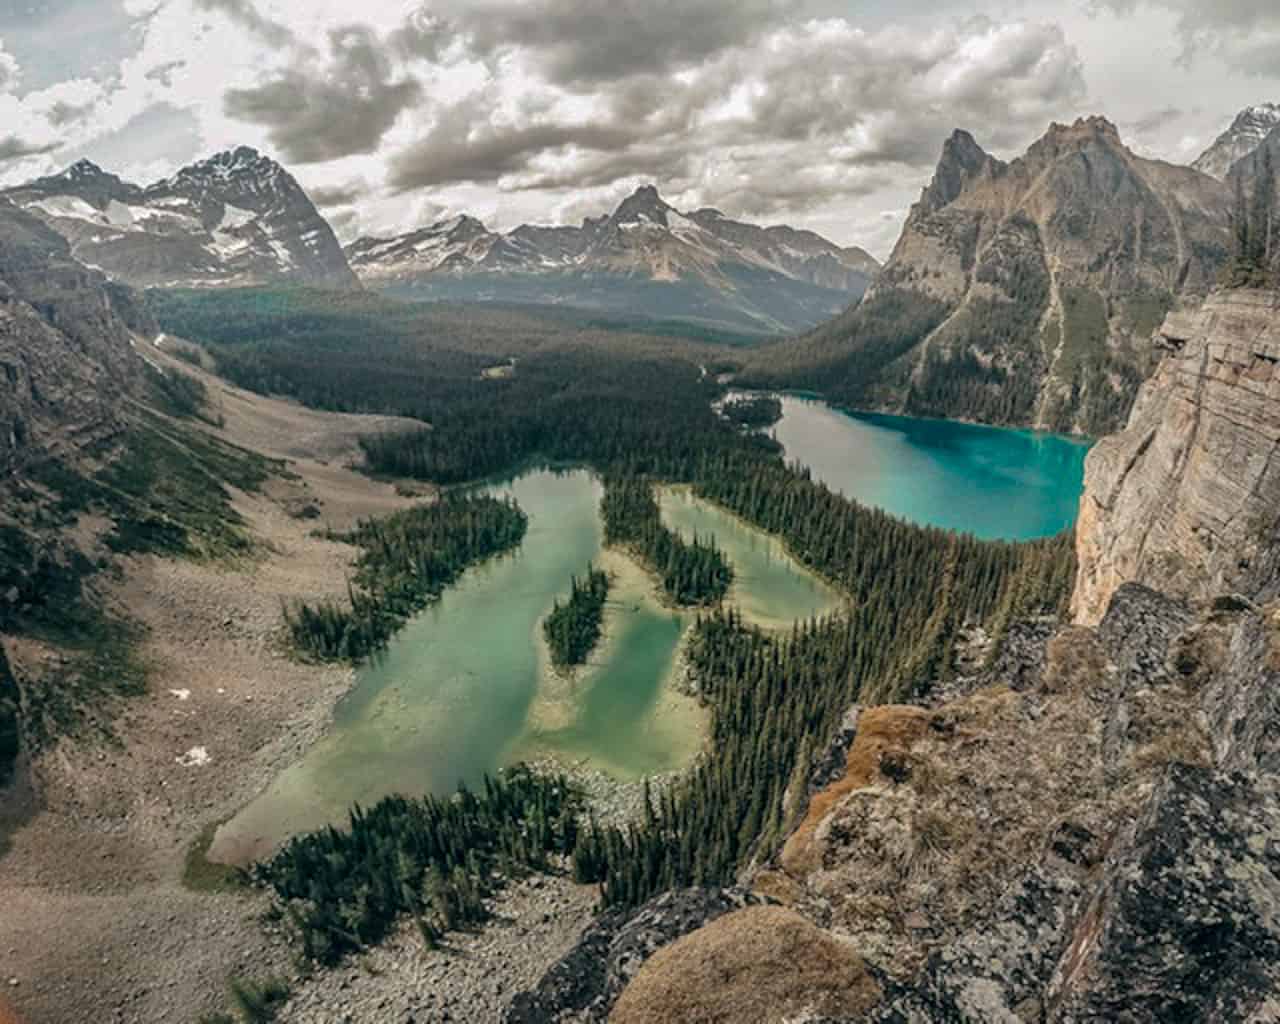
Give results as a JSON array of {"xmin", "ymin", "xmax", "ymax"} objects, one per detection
[{"xmin": 769, "ymin": 396, "xmax": 1091, "ymax": 541}]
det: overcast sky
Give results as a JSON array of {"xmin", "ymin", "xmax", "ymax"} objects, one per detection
[{"xmin": 1, "ymin": 0, "xmax": 1278, "ymax": 257}]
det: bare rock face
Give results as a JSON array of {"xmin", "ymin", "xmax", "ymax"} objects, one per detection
[{"xmin": 1072, "ymin": 289, "xmax": 1280, "ymax": 625}]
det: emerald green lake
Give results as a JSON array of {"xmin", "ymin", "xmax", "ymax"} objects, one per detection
[
  {"xmin": 211, "ymin": 469, "xmax": 840, "ymax": 864},
  {"xmin": 769, "ymin": 396, "xmax": 1090, "ymax": 541}
]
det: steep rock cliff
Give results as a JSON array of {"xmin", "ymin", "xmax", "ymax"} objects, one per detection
[{"xmin": 1072, "ymin": 289, "xmax": 1280, "ymax": 625}]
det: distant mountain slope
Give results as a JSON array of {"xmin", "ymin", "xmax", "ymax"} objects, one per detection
[
  {"xmin": 742, "ymin": 117, "xmax": 1232, "ymax": 436},
  {"xmin": 346, "ymin": 186, "xmax": 878, "ymax": 336},
  {"xmin": 0, "ymin": 197, "xmax": 148, "ymax": 478},
  {"xmin": 1193, "ymin": 103, "xmax": 1280, "ymax": 180},
  {"xmin": 3, "ymin": 149, "xmax": 357, "ymax": 290}
]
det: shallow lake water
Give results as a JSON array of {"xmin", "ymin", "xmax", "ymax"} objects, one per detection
[{"xmin": 211, "ymin": 468, "xmax": 839, "ymax": 863}]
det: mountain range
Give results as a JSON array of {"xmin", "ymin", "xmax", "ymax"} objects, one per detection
[
  {"xmin": 2, "ymin": 154, "xmax": 877, "ymax": 336},
  {"xmin": 345, "ymin": 185, "xmax": 879, "ymax": 335}
]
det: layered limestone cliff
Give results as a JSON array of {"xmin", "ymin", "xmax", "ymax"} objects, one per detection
[{"xmin": 1073, "ymin": 289, "xmax": 1280, "ymax": 625}]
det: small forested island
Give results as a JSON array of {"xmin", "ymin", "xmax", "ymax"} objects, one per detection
[
  {"xmin": 720, "ymin": 393, "xmax": 783, "ymax": 429},
  {"xmin": 601, "ymin": 476, "xmax": 732, "ymax": 606},
  {"xmin": 543, "ymin": 564, "xmax": 610, "ymax": 669}
]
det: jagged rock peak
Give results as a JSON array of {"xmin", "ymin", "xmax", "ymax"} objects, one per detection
[
  {"xmin": 58, "ymin": 159, "xmax": 108, "ymax": 180},
  {"xmin": 918, "ymin": 128, "xmax": 999, "ymax": 213},
  {"xmin": 162, "ymin": 145, "xmax": 290, "ymax": 190},
  {"xmin": 611, "ymin": 184, "xmax": 672, "ymax": 226}
]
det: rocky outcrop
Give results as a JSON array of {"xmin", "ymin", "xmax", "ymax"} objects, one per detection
[
  {"xmin": 745, "ymin": 117, "xmax": 1232, "ymax": 436},
  {"xmin": 1072, "ymin": 289, "xmax": 1280, "ymax": 625},
  {"xmin": 345, "ymin": 186, "xmax": 877, "ymax": 335},
  {"xmin": 3, "ymin": 150, "xmax": 358, "ymax": 290},
  {"xmin": 610, "ymin": 905, "xmax": 880, "ymax": 1024}
]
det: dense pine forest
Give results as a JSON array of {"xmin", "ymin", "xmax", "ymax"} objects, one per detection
[
  {"xmin": 154, "ymin": 286, "xmax": 1078, "ymax": 928},
  {"xmin": 286, "ymin": 496, "xmax": 527, "ymax": 662},
  {"xmin": 601, "ymin": 477, "xmax": 732, "ymax": 606},
  {"xmin": 254, "ymin": 768, "xmax": 580, "ymax": 963},
  {"xmin": 543, "ymin": 565, "xmax": 610, "ymax": 669}
]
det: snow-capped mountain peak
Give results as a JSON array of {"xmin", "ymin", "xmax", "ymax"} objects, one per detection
[
  {"xmin": 4, "ymin": 148, "xmax": 357, "ymax": 289},
  {"xmin": 1193, "ymin": 102, "xmax": 1280, "ymax": 180},
  {"xmin": 345, "ymin": 186, "xmax": 879, "ymax": 334}
]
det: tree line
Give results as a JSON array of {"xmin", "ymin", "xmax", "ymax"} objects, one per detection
[
  {"xmin": 285, "ymin": 495, "xmax": 527, "ymax": 662},
  {"xmin": 253, "ymin": 767, "xmax": 580, "ymax": 964},
  {"xmin": 1228, "ymin": 145, "xmax": 1276, "ymax": 288}
]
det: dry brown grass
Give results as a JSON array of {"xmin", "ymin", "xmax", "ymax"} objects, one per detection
[
  {"xmin": 781, "ymin": 706, "xmax": 931, "ymax": 876},
  {"xmin": 1043, "ymin": 627, "xmax": 1110, "ymax": 694},
  {"xmin": 609, "ymin": 906, "xmax": 880, "ymax": 1024}
]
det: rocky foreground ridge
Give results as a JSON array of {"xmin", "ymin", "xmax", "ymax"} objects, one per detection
[{"xmin": 512, "ymin": 287, "xmax": 1280, "ymax": 1022}]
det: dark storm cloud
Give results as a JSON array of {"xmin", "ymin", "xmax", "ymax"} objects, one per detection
[
  {"xmin": 224, "ymin": 25, "xmax": 422, "ymax": 164},
  {"xmin": 448, "ymin": 0, "xmax": 792, "ymax": 87},
  {"xmin": 0, "ymin": 136, "xmax": 60, "ymax": 163},
  {"xmin": 389, "ymin": 116, "xmax": 637, "ymax": 192},
  {"xmin": 386, "ymin": 14, "xmax": 1084, "ymax": 214}
]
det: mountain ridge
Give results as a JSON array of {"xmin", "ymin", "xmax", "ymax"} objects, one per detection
[
  {"xmin": 345, "ymin": 185, "xmax": 879, "ymax": 336},
  {"xmin": 2, "ymin": 148, "xmax": 358, "ymax": 291}
]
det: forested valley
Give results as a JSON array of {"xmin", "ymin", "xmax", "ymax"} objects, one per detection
[{"xmin": 151, "ymin": 285, "xmax": 1077, "ymax": 952}]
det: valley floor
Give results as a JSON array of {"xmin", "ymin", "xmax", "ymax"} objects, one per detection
[{"xmin": 0, "ymin": 356, "xmax": 601, "ymax": 1022}]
